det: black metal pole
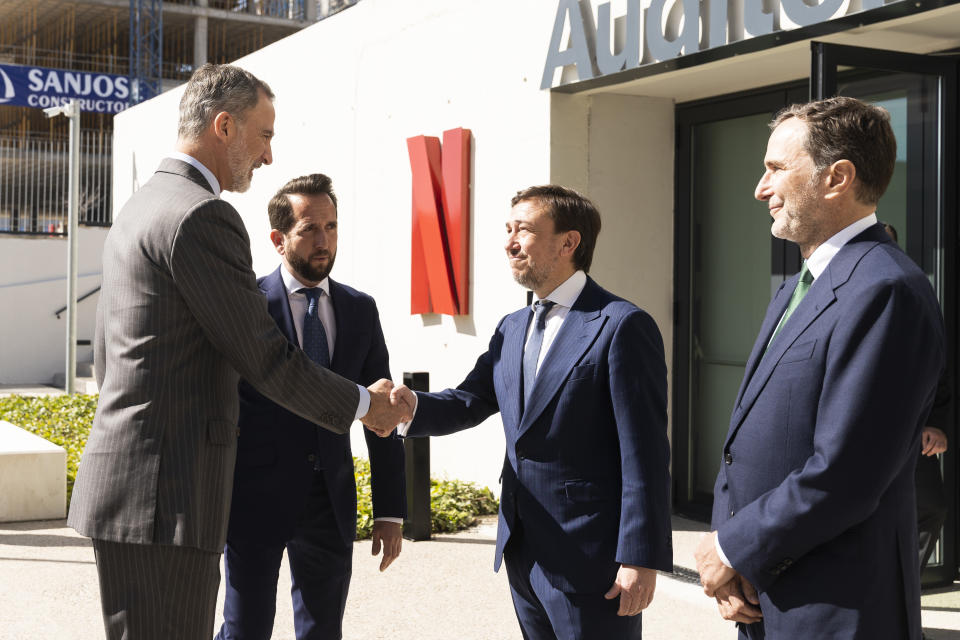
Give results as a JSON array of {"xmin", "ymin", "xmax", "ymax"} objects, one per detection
[{"xmin": 402, "ymin": 371, "xmax": 431, "ymax": 541}]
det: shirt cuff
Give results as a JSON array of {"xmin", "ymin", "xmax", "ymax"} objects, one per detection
[
  {"xmin": 395, "ymin": 393, "xmax": 419, "ymax": 437},
  {"xmin": 354, "ymin": 384, "xmax": 371, "ymax": 421},
  {"xmin": 715, "ymin": 533, "xmax": 733, "ymax": 569},
  {"xmin": 374, "ymin": 517, "xmax": 404, "ymax": 524}
]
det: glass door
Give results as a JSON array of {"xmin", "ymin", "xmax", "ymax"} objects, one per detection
[
  {"xmin": 812, "ymin": 41, "xmax": 959, "ymax": 587},
  {"xmin": 674, "ymin": 86, "xmax": 806, "ymax": 519}
]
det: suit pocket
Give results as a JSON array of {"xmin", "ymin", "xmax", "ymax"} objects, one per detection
[
  {"xmin": 780, "ymin": 339, "xmax": 817, "ymax": 364},
  {"xmin": 564, "ymin": 479, "xmax": 611, "ymax": 503},
  {"xmin": 207, "ymin": 419, "xmax": 234, "ymax": 445},
  {"xmin": 568, "ymin": 363, "xmax": 597, "ymax": 382}
]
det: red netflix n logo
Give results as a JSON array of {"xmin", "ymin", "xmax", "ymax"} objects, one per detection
[{"xmin": 407, "ymin": 128, "xmax": 471, "ymax": 315}]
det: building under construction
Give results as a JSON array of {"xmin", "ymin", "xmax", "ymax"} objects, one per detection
[{"xmin": 0, "ymin": 0, "xmax": 355, "ymax": 234}]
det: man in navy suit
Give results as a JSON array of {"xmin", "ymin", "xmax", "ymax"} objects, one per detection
[
  {"xmin": 387, "ymin": 185, "xmax": 673, "ymax": 639},
  {"xmin": 694, "ymin": 97, "xmax": 945, "ymax": 639},
  {"xmin": 215, "ymin": 174, "xmax": 406, "ymax": 640}
]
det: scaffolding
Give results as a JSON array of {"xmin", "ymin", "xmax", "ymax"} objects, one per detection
[{"xmin": 0, "ymin": 0, "xmax": 359, "ymax": 233}]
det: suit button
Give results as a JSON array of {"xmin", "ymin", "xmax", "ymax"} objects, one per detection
[
  {"xmin": 517, "ymin": 449, "xmax": 526, "ymax": 460},
  {"xmin": 724, "ymin": 453, "xmax": 733, "ymax": 465},
  {"xmin": 307, "ymin": 454, "xmax": 317, "ymax": 463},
  {"xmin": 729, "ymin": 510, "xmax": 735, "ymax": 517}
]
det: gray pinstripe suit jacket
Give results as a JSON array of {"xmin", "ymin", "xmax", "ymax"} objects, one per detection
[{"xmin": 67, "ymin": 159, "xmax": 360, "ymax": 553}]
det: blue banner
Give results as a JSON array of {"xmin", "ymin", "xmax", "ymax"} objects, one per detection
[{"xmin": 0, "ymin": 63, "xmax": 130, "ymax": 114}]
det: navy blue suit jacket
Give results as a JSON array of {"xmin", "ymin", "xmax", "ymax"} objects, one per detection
[
  {"xmin": 227, "ymin": 267, "xmax": 406, "ymax": 547},
  {"xmin": 712, "ymin": 225, "xmax": 944, "ymax": 639},
  {"xmin": 406, "ymin": 277, "xmax": 672, "ymax": 593}
]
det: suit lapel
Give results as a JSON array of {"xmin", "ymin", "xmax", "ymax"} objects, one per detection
[
  {"xmin": 263, "ymin": 267, "xmax": 297, "ymax": 345},
  {"xmin": 731, "ymin": 279, "xmax": 791, "ymax": 414},
  {"xmin": 500, "ymin": 310, "xmax": 530, "ymax": 432},
  {"xmin": 726, "ymin": 225, "xmax": 887, "ymax": 445},
  {"xmin": 517, "ymin": 280, "xmax": 605, "ymax": 437},
  {"xmin": 328, "ymin": 279, "xmax": 354, "ymax": 375}
]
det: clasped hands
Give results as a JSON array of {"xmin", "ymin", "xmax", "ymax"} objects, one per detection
[
  {"xmin": 694, "ymin": 531, "xmax": 762, "ymax": 625},
  {"xmin": 361, "ymin": 379, "xmax": 416, "ymax": 437}
]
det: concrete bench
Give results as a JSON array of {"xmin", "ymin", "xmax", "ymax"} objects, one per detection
[{"xmin": 0, "ymin": 420, "xmax": 66, "ymax": 522}]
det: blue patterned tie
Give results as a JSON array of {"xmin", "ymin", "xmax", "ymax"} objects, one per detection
[
  {"xmin": 523, "ymin": 300, "xmax": 556, "ymax": 408},
  {"xmin": 300, "ymin": 288, "xmax": 330, "ymax": 369}
]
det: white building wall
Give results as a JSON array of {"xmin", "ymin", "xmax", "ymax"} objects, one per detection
[
  {"xmin": 111, "ymin": 0, "xmax": 678, "ymax": 493},
  {"xmin": 0, "ymin": 227, "xmax": 108, "ymax": 384}
]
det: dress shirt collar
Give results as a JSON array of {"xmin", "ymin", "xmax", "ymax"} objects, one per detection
[
  {"xmin": 805, "ymin": 213, "xmax": 877, "ymax": 279},
  {"xmin": 533, "ymin": 270, "xmax": 587, "ymax": 310},
  {"xmin": 280, "ymin": 264, "xmax": 330, "ymax": 298},
  {"xmin": 169, "ymin": 151, "xmax": 221, "ymax": 197}
]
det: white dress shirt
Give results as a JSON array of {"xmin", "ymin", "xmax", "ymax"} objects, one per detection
[
  {"xmin": 280, "ymin": 266, "xmax": 336, "ymax": 359},
  {"xmin": 717, "ymin": 213, "xmax": 878, "ymax": 568},
  {"xmin": 278, "ymin": 265, "xmax": 370, "ymax": 421},
  {"xmin": 526, "ymin": 270, "xmax": 588, "ymax": 374},
  {"xmin": 169, "ymin": 151, "xmax": 221, "ymax": 197}
]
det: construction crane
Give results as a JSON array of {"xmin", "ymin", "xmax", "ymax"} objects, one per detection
[{"xmin": 129, "ymin": 0, "xmax": 162, "ymax": 104}]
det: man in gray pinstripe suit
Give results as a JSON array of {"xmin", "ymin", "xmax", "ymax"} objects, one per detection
[{"xmin": 67, "ymin": 64, "xmax": 409, "ymax": 640}]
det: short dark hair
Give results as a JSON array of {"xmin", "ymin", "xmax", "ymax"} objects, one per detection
[
  {"xmin": 511, "ymin": 185, "xmax": 601, "ymax": 272},
  {"xmin": 177, "ymin": 63, "xmax": 274, "ymax": 140},
  {"xmin": 268, "ymin": 173, "xmax": 338, "ymax": 234},
  {"xmin": 772, "ymin": 96, "xmax": 896, "ymax": 205}
]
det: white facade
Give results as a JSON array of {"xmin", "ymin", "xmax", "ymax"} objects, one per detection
[
  {"xmin": 0, "ymin": 227, "xmax": 106, "ymax": 385},
  {"xmin": 109, "ymin": 0, "xmax": 675, "ymax": 493}
]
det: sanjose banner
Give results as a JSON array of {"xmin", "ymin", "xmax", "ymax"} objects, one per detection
[{"xmin": 0, "ymin": 63, "xmax": 130, "ymax": 114}]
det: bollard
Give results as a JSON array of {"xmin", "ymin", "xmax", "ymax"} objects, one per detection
[{"xmin": 402, "ymin": 371, "xmax": 431, "ymax": 541}]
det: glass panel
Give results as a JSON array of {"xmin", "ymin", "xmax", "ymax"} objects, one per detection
[
  {"xmin": 836, "ymin": 70, "xmax": 947, "ymax": 576},
  {"xmin": 690, "ymin": 113, "xmax": 774, "ymax": 495}
]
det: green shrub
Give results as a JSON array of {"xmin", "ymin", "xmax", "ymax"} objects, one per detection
[
  {"xmin": 354, "ymin": 457, "xmax": 499, "ymax": 539},
  {"xmin": 0, "ymin": 393, "xmax": 97, "ymax": 505},
  {"xmin": 0, "ymin": 394, "xmax": 500, "ymax": 536}
]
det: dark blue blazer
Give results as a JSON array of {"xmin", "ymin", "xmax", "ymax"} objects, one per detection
[
  {"xmin": 406, "ymin": 277, "xmax": 673, "ymax": 593},
  {"xmin": 227, "ymin": 267, "xmax": 406, "ymax": 547},
  {"xmin": 712, "ymin": 224, "xmax": 944, "ymax": 639}
]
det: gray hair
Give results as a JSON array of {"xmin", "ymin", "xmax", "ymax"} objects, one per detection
[{"xmin": 177, "ymin": 63, "xmax": 274, "ymax": 141}]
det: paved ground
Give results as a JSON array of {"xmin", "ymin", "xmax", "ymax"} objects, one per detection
[{"xmin": 1, "ymin": 515, "xmax": 959, "ymax": 639}]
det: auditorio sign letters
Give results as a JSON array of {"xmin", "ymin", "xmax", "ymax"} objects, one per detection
[{"xmin": 541, "ymin": 0, "xmax": 902, "ymax": 89}]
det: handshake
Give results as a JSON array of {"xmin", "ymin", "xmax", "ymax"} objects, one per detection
[{"xmin": 361, "ymin": 379, "xmax": 417, "ymax": 437}]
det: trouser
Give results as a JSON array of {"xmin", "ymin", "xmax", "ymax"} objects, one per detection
[
  {"xmin": 92, "ymin": 538, "xmax": 221, "ymax": 640},
  {"xmin": 503, "ymin": 522, "xmax": 642, "ymax": 640},
  {"xmin": 216, "ymin": 470, "xmax": 352, "ymax": 640}
]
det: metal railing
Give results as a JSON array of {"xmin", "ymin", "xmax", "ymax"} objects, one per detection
[{"xmin": 0, "ymin": 130, "xmax": 113, "ymax": 234}]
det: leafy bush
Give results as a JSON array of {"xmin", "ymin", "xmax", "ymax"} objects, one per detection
[
  {"xmin": 0, "ymin": 393, "xmax": 97, "ymax": 505},
  {"xmin": 0, "ymin": 394, "xmax": 500, "ymax": 537},
  {"xmin": 354, "ymin": 457, "xmax": 499, "ymax": 539}
]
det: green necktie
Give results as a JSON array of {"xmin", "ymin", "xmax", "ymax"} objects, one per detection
[{"xmin": 770, "ymin": 263, "xmax": 814, "ymax": 344}]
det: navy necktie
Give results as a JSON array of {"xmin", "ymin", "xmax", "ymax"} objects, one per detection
[
  {"xmin": 300, "ymin": 288, "xmax": 330, "ymax": 369},
  {"xmin": 523, "ymin": 300, "xmax": 556, "ymax": 407}
]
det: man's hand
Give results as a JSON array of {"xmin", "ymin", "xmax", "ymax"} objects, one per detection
[
  {"xmin": 922, "ymin": 426, "xmax": 948, "ymax": 456},
  {"xmin": 390, "ymin": 384, "xmax": 416, "ymax": 416},
  {"xmin": 603, "ymin": 565, "xmax": 656, "ymax": 616},
  {"xmin": 694, "ymin": 531, "xmax": 736, "ymax": 597},
  {"xmin": 714, "ymin": 574, "xmax": 762, "ymax": 624},
  {"xmin": 362, "ymin": 379, "xmax": 411, "ymax": 436},
  {"xmin": 370, "ymin": 520, "xmax": 403, "ymax": 572}
]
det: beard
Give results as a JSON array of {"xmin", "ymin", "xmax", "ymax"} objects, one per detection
[
  {"xmin": 226, "ymin": 135, "xmax": 254, "ymax": 193},
  {"xmin": 287, "ymin": 248, "xmax": 336, "ymax": 284},
  {"xmin": 770, "ymin": 175, "xmax": 824, "ymax": 245},
  {"xmin": 511, "ymin": 255, "xmax": 552, "ymax": 292}
]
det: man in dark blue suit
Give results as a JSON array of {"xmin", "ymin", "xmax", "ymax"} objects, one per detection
[
  {"xmin": 694, "ymin": 97, "xmax": 944, "ymax": 639},
  {"xmin": 387, "ymin": 185, "xmax": 673, "ymax": 639},
  {"xmin": 215, "ymin": 174, "xmax": 406, "ymax": 640}
]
